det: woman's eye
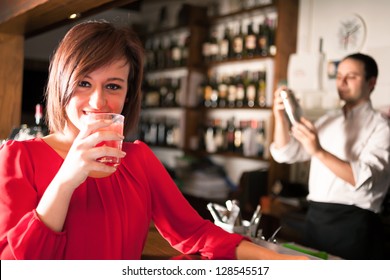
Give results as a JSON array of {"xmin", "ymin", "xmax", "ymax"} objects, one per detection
[
  {"xmin": 106, "ymin": 84, "xmax": 121, "ymax": 90},
  {"xmin": 78, "ymin": 81, "xmax": 91, "ymax": 87}
]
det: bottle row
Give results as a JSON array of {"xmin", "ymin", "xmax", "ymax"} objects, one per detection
[
  {"xmin": 136, "ymin": 114, "xmax": 268, "ymax": 159},
  {"xmin": 208, "ymin": 0, "xmax": 274, "ymax": 17},
  {"xmin": 200, "ymin": 117, "xmax": 267, "ymax": 158},
  {"xmin": 142, "ymin": 77, "xmax": 183, "ymax": 108},
  {"xmin": 137, "ymin": 117, "xmax": 181, "ymax": 148},
  {"xmin": 201, "ymin": 70, "xmax": 268, "ymax": 109},
  {"xmin": 203, "ymin": 16, "xmax": 276, "ymax": 63},
  {"xmin": 144, "ymin": 32, "xmax": 189, "ymax": 71}
]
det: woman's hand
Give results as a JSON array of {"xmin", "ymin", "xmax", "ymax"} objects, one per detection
[
  {"xmin": 36, "ymin": 119, "xmax": 125, "ymax": 232},
  {"xmin": 57, "ymin": 119, "xmax": 126, "ymax": 189}
]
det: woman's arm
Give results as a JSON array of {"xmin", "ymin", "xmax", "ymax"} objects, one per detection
[{"xmin": 236, "ymin": 240, "xmax": 309, "ymax": 260}]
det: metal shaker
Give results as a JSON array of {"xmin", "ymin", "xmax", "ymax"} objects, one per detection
[{"xmin": 279, "ymin": 89, "xmax": 302, "ymax": 126}]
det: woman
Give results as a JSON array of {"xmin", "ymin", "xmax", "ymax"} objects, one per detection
[{"xmin": 0, "ymin": 20, "xmax": 306, "ymax": 260}]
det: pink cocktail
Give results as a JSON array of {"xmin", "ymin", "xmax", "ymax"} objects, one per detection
[{"xmin": 88, "ymin": 113, "xmax": 124, "ymax": 167}]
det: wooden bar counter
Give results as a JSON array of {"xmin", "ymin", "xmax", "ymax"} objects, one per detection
[{"xmin": 141, "ymin": 223, "xmax": 203, "ymax": 260}]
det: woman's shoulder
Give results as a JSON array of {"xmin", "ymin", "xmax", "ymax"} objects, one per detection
[
  {"xmin": 1, "ymin": 138, "xmax": 42, "ymax": 151},
  {"xmin": 0, "ymin": 139, "xmax": 48, "ymax": 170},
  {"xmin": 122, "ymin": 140, "xmax": 151, "ymax": 153},
  {"xmin": 121, "ymin": 140, "xmax": 158, "ymax": 166}
]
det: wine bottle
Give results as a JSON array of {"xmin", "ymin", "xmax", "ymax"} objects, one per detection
[
  {"xmin": 235, "ymin": 73, "xmax": 245, "ymax": 108},
  {"xmin": 208, "ymin": 29, "xmax": 219, "ymax": 62},
  {"xmin": 257, "ymin": 70, "xmax": 267, "ymax": 107},
  {"xmin": 33, "ymin": 103, "xmax": 48, "ymax": 137},
  {"xmin": 257, "ymin": 21, "xmax": 270, "ymax": 57},
  {"xmin": 246, "ymin": 71, "xmax": 257, "ymax": 107},
  {"xmin": 232, "ymin": 22, "xmax": 244, "ymax": 59},
  {"xmin": 227, "ymin": 75, "xmax": 237, "ymax": 108},
  {"xmin": 170, "ymin": 37, "xmax": 182, "ymax": 68},
  {"xmin": 218, "ymin": 74, "xmax": 228, "ymax": 107},
  {"xmin": 156, "ymin": 38, "xmax": 165, "ymax": 69},
  {"xmin": 210, "ymin": 75, "xmax": 219, "ymax": 108},
  {"xmin": 245, "ymin": 22, "xmax": 256, "ymax": 58},
  {"xmin": 219, "ymin": 26, "xmax": 232, "ymax": 61},
  {"xmin": 226, "ymin": 117, "xmax": 236, "ymax": 152}
]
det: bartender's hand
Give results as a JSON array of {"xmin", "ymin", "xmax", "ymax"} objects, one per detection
[
  {"xmin": 272, "ymin": 86, "xmax": 292, "ymax": 148},
  {"xmin": 273, "ymin": 86, "xmax": 288, "ymax": 122},
  {"xmin": 291, "ymin": 117, "xmax": 323, "ymax": 156}
]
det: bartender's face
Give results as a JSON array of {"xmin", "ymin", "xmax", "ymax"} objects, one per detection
[{"xmin": 336, "ymin": 58, "xmax": 374, "ymax": 107}]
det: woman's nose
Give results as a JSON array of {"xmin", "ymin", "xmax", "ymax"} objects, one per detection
[{"xmin": 89, "ymin": 87, "xmax": 107, "ymax": 109}]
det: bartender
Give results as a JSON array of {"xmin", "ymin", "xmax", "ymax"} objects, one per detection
[{"xmin": 270, "ymin": 53, "xmax": 390, "ymax": 259}]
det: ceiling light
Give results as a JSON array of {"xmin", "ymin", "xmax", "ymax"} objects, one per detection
[{"xmin": 69, "ymin": 13, "xmax": 81, "ymax": 19}]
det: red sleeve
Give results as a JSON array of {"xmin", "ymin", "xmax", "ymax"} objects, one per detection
[
  {"xmin": 0, "ymin": 140, "xmax": 66, "ymax": 259},
  {"xmin": 134, "ymin": 141, "xmax": 248, "ymax": 259}
]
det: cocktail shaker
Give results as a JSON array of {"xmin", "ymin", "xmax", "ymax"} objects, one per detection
[{"xmin": 279, "ymin": 89, "xmax": 302, "ymax": 126}]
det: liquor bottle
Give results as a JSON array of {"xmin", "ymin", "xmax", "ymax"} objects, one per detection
[
  {"xmin": 172, "ymin": 78, "xmax": 181, "ymax": 107},
  {"xmin": 227, "ymin": 75, "xmax": 237, "ymax": 108},
  {"xmin": 232, "ymin": 22, "xmax": 244, "ymax": 59},
  {"xmin": 157, "ymin": 117, "xmax": 167, "ymax": 146},
  {"xmin": 226, "ymin": 117, "xmax": 236, "ymax": 152},
  {"xmin": 234, "ymin": 120, "xmax": 245, "ymax": 154},
  {"xmin": 156, "ymin": 38, "xmax": 165, "ymax": 69},
  {"xmin": 244, "ymin": 22, "xmax": 256, "ymax": 58},
  {"xmin": 219, "ymin": 26, "xmax": 232, "ymax": 61},
  {"xmin": 159, "ymin": 78, "xmax": 168, "ymax": 107},
  {"xmin": 203, "ymin": 77, "xmax": 212, "ymax": 107},
  {"xmin": 242, "ymin": 119, "xmax": 257, "ymax": 157},
  {"xmin": 164, "ymin": 78, "xmax": 176, "ymax": 107},
  {"xmin": 145, "ymin": 79, "xmax": 160, "ymax": 107},
  {"xmin": 165, "ymin": 118, "xmax": 174, "ymax": 147},
  {"xmin": 148, "ymin": 118, "xmax": 158, "ymax": 145},
  {"xmin": 214, "ymin": 118, "xmax": 226, "ymax": 152},
  {"xmin": 181, "ymin": 33, "xmax": 190, "ymax": 67},
  {"xmin": 138, "ymin": 116, "xmax": 150, "ymax": 143},
  {"xmin": 202, "ymin": 33, "xmax": 211, "ymax": 63},
  {"xmin": 218, "ymin": 74, "xmax": 228, "ymax": 107},
  {"xmin": 144, "ymin": 38, "xmax": 155, "ymax": 71},
  {"xmin": 268, "ymin": 18, "xmax": 277, "ymax": 56},
  {"xmin": 170, "ymin": 37, "xmax": 182, "ymax": 68},
  {"xmin": 235, "ymin": 73, "xmax": 245, "ymax": 108},
  {"xmin": 33, "ymin": 103, "xmax": 48, "ymax": 137},
  {"xmin": 257, "ymin": 20, "xmax": 270, "ymax": 56},
  {"xmin": 246, "ymin": 71, "xmax": 257, "ymax": 107},
  {"xmin": 209, "ymin": 75, "xmax": 219, "ymax": 108},
  {"xmin": 164, "ymin": 37, "xmax": 172, "ymax": 68},
  {"xmin": 208, "ymin": 29, "xmax": 219, "ymax": 62},
  {"xmin": 171, "ymin": 119, "xmax": 181, "ymax": 147},
  {"xmin": 204, "ymin": 119, "xmax": 217, "ymax": 153},
  {"xmin": 256, "ymin": 120, "xmax": 266, "ymax": 157},
  {"xmin": 257, "ymin": 70, "xmax": 267, "ymax": 107}
]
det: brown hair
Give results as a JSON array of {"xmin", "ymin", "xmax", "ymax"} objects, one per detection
[{"xmin": 45, "ymin": 20, "xmax": 144, "ymax": 135}]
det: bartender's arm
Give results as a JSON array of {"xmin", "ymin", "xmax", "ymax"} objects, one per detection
[{"xmin": 292, "ymin": 118, "xmax": 355, "ymax": 186}]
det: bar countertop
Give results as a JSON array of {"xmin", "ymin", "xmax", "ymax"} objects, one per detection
[{"xmin": 141, "ymin": 223, "xmax": 339, "ymax": 260}]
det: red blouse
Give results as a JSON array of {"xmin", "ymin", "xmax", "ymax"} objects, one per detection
[{"xmin": 0, "ymin": 139, "xmax": 245, "ymax": 260}]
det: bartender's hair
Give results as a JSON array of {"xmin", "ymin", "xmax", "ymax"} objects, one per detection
[
  {"xmin": 343, "ymin": 53, "xmax": 378, "ymax": 80},
  {"xmin": 45, "ymin": 20, "xmax": 144, "ymax": 135}
]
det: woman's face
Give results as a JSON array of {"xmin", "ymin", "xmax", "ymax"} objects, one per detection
[{"xmin": 65, "ymin": 58, "xmax": 130, "ymax": 135}]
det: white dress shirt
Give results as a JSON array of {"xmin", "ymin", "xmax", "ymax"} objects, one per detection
[{"xmin": 270, "ymin": 101, "xmax": 390, "ymax": 213}]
